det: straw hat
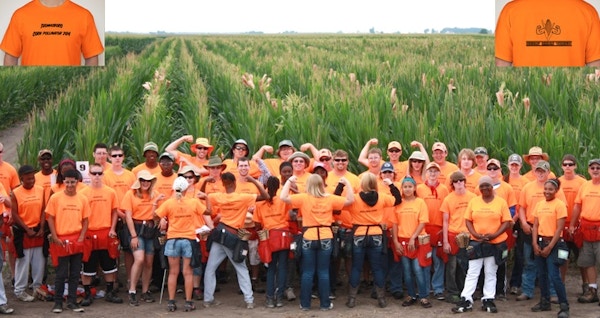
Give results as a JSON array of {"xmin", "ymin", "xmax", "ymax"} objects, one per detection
[
  {"xmin": 523, "ymin": 146, "xmax": 549, "ymax": 163},
  {"xmin": 191, "ymin": 137, "xmax": 214, "ymax": 156}
]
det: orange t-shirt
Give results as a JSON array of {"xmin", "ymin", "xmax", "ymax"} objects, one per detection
[
  {"xmin": 103, "ymin": 169, "xmax": 136, "ymax": 206},
  {"xmin": 254, "ymin": 196, "xmax": 289, "ymax": 230},
  {"xmin": 523, "ymin": 170, "xmax": 557, "ymax": 182},
  {"xmin": 80, "ymin": 185, "xmax": 118, "ymax": 231},
  {"xmin": 120, "ymin": 190, "xmax": 155, "ymax": 221},
  {"xmin": 34, "ymin": 170, "xmax": 57, "ymax": 204},
  {"xmin": 0, "ymin": 0, "xmax": 103, "ymax": 66},
  {"xmin": 153, "ymin": 173, "xmax": 177, "ymax": 200},
  {"xmin": 0, "ymin": 162, "xmax": 19, "ymax": 191},
  {"xmin": 347, "ymin": 193, "xmax": 394, "ymax": 236},
  {"xmin": 50, "ymin": 182, "xmax": 87, "ymax": 195},
  {"xmin": 0, "ymin": 184, "xmax": 7, "ymax": 212},
  {"xmin": 11, "ymin": 185, "xmax": 45, "ymax": 228},
  {"xmin": 203, "ymin": 179, "xmax": 226, "ymax": 195},
  {"xmin": 155, "ymin": 197, "xmax": 206, "ymax": 240},
  {"xmin": 440, "ymin": 190, "xmax": 477, "ymax": 234},
  {"xmin": 234, "ymin": 181, "xmax": 261, "ymax": 195},
  {"xmin": 437, "ymin": 161, "xmax": 459, "ymax": 185},
  {"xmin": 208, "ymin": 192, "xmax": 257, "ymax": 229},
  {"xmin": 533, "ymin": 198, "xmax": 567, "ymax": 237},
  {"xmin": 292, "ymin": 172, "xmax": 310, "ymax": 194},
  {"xmin": 507, "ymin": 175, "xmax": 529, "ymax": 208},
  {"xmin": 175, "ymin": 152, "xmax": 209, "ymax": 176},
  {"xmin": 393, "ymin": 198, "xmax": 429, "ymax": 239},
  {"xmin": 475, "ymin": 181, "xmax": 517, "ymax": 207},
  {"xmin": 495, "ymin": 0, "xmax": 600, "ymax": 66},
  {"xmin": 328, "ymin": 171, "xmax": 360, "ymax": 228},
  {"xmin": 574, "ymin": 181, "xmax": 600, "ymax": 221},
  {"xmin": 558, "ymin": 175, "xmax": 586, "ymax": 224},
  {"xmin": 520, "ymin": 180, "xmax": 567, "ymax": 223},
  {"xmin": 464, "ymin": 196, "xmax": 512, "ymax": 244},
  {"xmin": 132, "ymin": 163, "xmax": 161, "ymax": 177},
  {"xmin": 290, "ymin": 193, "xmax": 346, "ymax": 240},
  {"xmin": 417, "ymin": 183, "xmax": 449, "ymax": 227},
  {"xmin": 45, "ymin": 191, "xmax": 90, "ymax": 236},
  {"xmin": 264, "ymin": 158, "xmax": 287, "ymax": 178}
]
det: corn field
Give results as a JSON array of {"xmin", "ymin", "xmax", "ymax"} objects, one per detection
[{"xmin": 4, "ymin": 34, "xmax": 600, "ymax": 175}]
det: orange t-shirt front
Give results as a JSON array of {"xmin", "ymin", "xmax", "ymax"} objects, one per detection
[
  {"xmin": 465, "ymin": 196, "xmax": 512, "ymax": 244},
  {"xmin": 12, "ymin": 185, "xmax": 45, "ymax": 228},
  {"xmin": 417, "ymin": 183, "xmax": 449, "ymax": 227},
  {"xmin": 289, "ymin": 193, "xmax": 346, "ymax": 240},
  {"xmin": 103, "ymin": 169, "xmax": 136, "ymax": 206},
  {"xmin": 558, "ymin": 175, "xmax": 586, "ymax": 224},
  {"xmin": 34, "ymin": 170, "xmax": 57, "ymax": 204},
  {"xmin": 574, "ymin": 181, "xmax": 600, "ymax": 221},
  {"xmin": 475, "ymin": 181, "xmax": 517, "ymax": 207},
  {"xmin": 80, "ymin": 185, "xmax": 118, "ymax": 231},
  {"xmin": 0, "ymin": 162, "xmax": 19, "ymax": 191},
  {"xmin": 495, "ymin": 0, "xmax": 600, "ymax": 66},
  {"xmin": 440, "ymin": 190, "xmax": 477, "ymax": 234},
  {"xmin": 437, "ymin": 161, "xmax": 459, "ymax": 185},
  {"xmin": 120, "ymin": 190, "xmax": 155, "ymax": 221},
  {"xmin": 0, "ymin": 0, "xmax": 104, "ymax": 66},
  {"xmin": 393, "ymin": 198, "xmax": 429, "ymax": 239},
  {"xmin": 175, "ymin": 152, "xmax": 209, "ymax": 176},
  {"xmin": 153, "ymin": 173, "xmax": 177, "ymax": 200},
  {"xmin": 45, "ymin": 191, "xmax": 90, "ymax": 236},
  {"xmin": 208, "ymin": 192, "xmax": 257, "ymax": 229},
  {"xmin": 533, "ymin": 198, "xmax": 567, "ymax": 237},
  {"xmin": 347, "ymin": 193, "xmax": 394, "ymax": 236},
  {"xmin": 520, "ymin": 181, "xmax": 567, "ymax": 223},
  {"xmin": 155, "ymin": 197, "xmax": 206, "ymax": 240},
  {"xmin": 132, "ymin": 163, "xmax": 161, "ymax": 177}
]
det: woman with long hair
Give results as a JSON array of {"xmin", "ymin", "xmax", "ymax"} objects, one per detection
[{"xmin": 281, "ymin": 174, "xmax": 354, "ymax": 311}]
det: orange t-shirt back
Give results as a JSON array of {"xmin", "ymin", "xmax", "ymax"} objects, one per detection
[
  {"xmin": 254, "ymin": 196, "xmax": 289, "ymax": 230},
  {"xmin": 290, "ymin": 193, "xmax": 346, "ymax": 240},
  {"xmin": 347, "ymin": 193, "xmax": 394, "ymax": 236},
  {"xmin": 208, "ymin": 192, "xmax": 257, "ymax": 229},
  {"xmin": 155, "ymin": 197, "xmax": 206, "ymax": 240}
]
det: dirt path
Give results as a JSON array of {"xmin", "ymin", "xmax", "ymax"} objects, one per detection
[{"xmin": 0, "ymin": 121, "xmax": 27, "ymax": 166}]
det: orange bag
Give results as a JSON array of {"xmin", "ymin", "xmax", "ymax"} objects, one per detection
[
  {"xmin": 49, "ymin": 233, "xmax": 91, "ymax": 267},
  {"xmin": 580, "ymin": 219, "xmax": 600, "ymax": 242},
  {"xmin": 425, "ymin": 225, "xmax": 442, "ymax": 247},
  {"xmin": 258, "ymin": 239, "xmax": 272, "ymax": 264},
  {"xmin": 417, "ymin": 243, "xmax": 433, "ymax": 267},
  {"xmin": 268, "ymin": 228, "xmax": 293, "ymax": 252}
]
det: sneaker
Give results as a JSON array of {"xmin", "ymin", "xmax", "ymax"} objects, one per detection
[
  {"xmin": 434, "ymin": 293, "xmax": 445, "ymax": 301},
  {"xmin": 516, "ymin": 293, "xmax": 531, "ymax": 301},
  {"xmin": 275, "ymin": 297, "xmax": 284, "ymax": 308},
  {"xmin": 509, "ymin": 286, "xmax": 520, "ymax": 295},
  {"xmin": 0, "ymin": 304, "xmax": 13, "ymax": 315},
  {"xmin": 16, "ymin": 292, "xmax": 34, "ymax": 302},
  {"xmin": 578, "ymin": 287, "xmax": 599, "ymax": 303},
  {"xmin": 329, "ymin": 291, "xmax": 337, "ymax": 300},
  {"xmin": 66, "ymin": 302, "xmax": 85, "ymax": 312},
  {"xmin": 184, "ymin": 301, "xmax": 195, "ymax": 312},
  {"xmin": 80, "ymin": 293, "xmax": 93, "ymax": 306},
  {"xmin": 167, "ymin": 300, "xmax": 176, "ymax": 312},
  {"xmin": 246, "ymin": 302, "xmax": 254, "ymax": 309},
  {"xmin": 140, "ymin": 291, "xmax": 155, "ymax": 303},
  {"xmin": 52, "ymin": 303, "xmax": 63, "ymax": 313},
  {"xmin": 392, "ymin": 291, "xmax": 404, "ymax": 300},
  {"xmin": 451, "ymin": 297, "xmax": 473, "ymax": 313},
  {"xmin": 128, "ymin": 293, "xmax": 139, "ymax": 306},
  {"xmin": 420, "ymin": 298, "xmax": 432, "ymax": 308},
  {"xmin": 320, "ymin": 303, "xmax": 333, "ymax": 311},
  {"xmin": 285, "ymin": 288, "xmax": 296, "ymax": 301},
  {"xmin": 481, "ymin": 299, "xmax": 498, "ymax": 313},
  {"xmin": 402, "ymin": 296, "xmax": 417, "ymax": 307},
  {"xmin": 105, "ymin": 290, "xmax": 123, "ymax": 304},
  {"xmin": 496, "ymin": 293, "xmax": 507, "ymax": 301},
  {"xmin": 203, "ymin": 300, "xmax": 221, "ymax": 308},
  {"xmin": 266, "ymin": 297, "xmax": 275, "ymax": 308},
  {"xmin": 531, "ymin": 300, "xmax": 551, "ymax": 312}
]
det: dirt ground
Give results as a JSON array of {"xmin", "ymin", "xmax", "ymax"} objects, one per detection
[{"xmin": 1, "ymin": 123, "xmax": 600, "ymax": 317}]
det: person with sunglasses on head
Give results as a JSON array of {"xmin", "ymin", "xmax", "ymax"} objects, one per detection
[
  {"xmin": 79, "ymin": 164, "xmax": 122, "ymax": 306},
  {"xmin": 34, "ymin": 149, "xmax": 56, "ymax": 204},
  {"xmin": 430, "ymin": 142, "xmax": 458, "ymax": 185},
  {"xmin": 253, "ymin": 140, "xmax": 297, "ymax": 178},
  {"xmin": 569, "ymin": 158, "xmax": 600, "ymax": 304},
  {"xmin": 224, "ymin": 139, "xmax": 261, "ymax": 179},
  {"xmin": 473, "ymin": 147, "xmax": 490, "ymax": 175},
  {"xmin": 165, "ymin": 135, "xmax": 213, "ymax": 176}
]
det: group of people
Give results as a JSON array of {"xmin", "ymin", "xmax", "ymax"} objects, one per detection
[{"xmin": 0, "ymin": 137, "xmax": 599, "ymax": 318}]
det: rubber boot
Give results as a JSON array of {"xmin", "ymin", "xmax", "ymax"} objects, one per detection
[
  {"xmin": 346, "ymin": 286, "xmax": 358, "ymax": 308},
  {"xmin": 376, "ymin": 286, "xmax": 387, "ymax": 308}
]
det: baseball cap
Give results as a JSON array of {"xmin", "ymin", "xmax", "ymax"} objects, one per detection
[
  {"xmin": 381, "ymin": 162, "xmax": 395, "ymax": 172},
  {"xmin": 159, "ymin": 152, "xmax": 174, "ymax": 161},
  {"xmin": 474, "ymin": 147, "xmax": 488, "ymax": 156},
  {"xmin": 432, "ymin": 142, "xmax": 447, "ymax": 152},
  {"xmin": 507, "ymin": 154, "xmax": 523, "ymax": 165},
  {"xmin": 278, "ymin": 140, "xmax": 294, "ymax": 148},
  {"xmin": 408, "ymin": 151, "xmax": 426, "ymax": 161},
  {"xmin": 143, "ymin": 142, "xmax": 159, "ymax": 154},
  {"xmin": 486, "ymin": 159, "xmax": 501, "ymax": 168},
  {"xmin": 535, "ymin": 160, "xmax": 550, "ymax": 172},
  {"xmin": 38, "ymin": 149, "xmax": 53, "ymax": 158},
  {"xmin": 387, "ymin": 141, "xmax": 402, "ymax": 151},
  {"xmin": 318, "ymin": 149, "xmax": 332, "ymax": 160},
  {"xmin": 479, "ymin": 176, "xmax": 494, "ymax": 186},
  {"xmin": 588, "ymin": 159, "xmax": 600, "ymax": 167},
  {"xmin": 425, "ymin": 162, "xmax": 441, "ymax": 171}
]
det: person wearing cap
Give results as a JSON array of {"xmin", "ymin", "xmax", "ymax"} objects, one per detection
[
  {"xmin": 440, "ymin": 171, "xmax": 477, "ymax": 304},
  {"xmin": 392, "ymin": 177, "xmax": 431, "ymax": 308},
  {"xmin": 345, "ymin": 172, "xmax": 401, "ymax": 309},
  {"xmin": 178, "ymin": 166, "xmax": 202, "ymax": 199},
  {"xmin": 79, "ymin": 163, "xmax": 122, "ymax": 306},
  {"xmin": 154, "ymin": 152, "xmax": 177, "ymax": 200},
  {"xmin": 200, "ymin": 157, "xmax": 227, "ymax": 195},
  {"xmin": 287, "ymin": 152, "xmax": 311, "ymax": 193},
  {"xmin": 569, "ymin": 158, "xmax": 600, "ymax": 304},
  {"xmin": 46, "ymin": 169, "xmax": 90, "ymax": 313},
  {"xmin": 92, "ymin": 143, "xmax": 112, "ymax": 171},
  {"xmin": 430, "ymin": 141, "xmax": 459, "ymax": 185},
  {"xmin": 523, "ymin": 147, "xmax": 556, "ymax": 182},
  {"xmin": 224, "ymin": 139, "xmax": 261, "ymax": 179},
  {"xmin": 281, "ymin": 174, "xmax": 354, "ymax": 311},
  {"xmin": 11, "ymin": 165, "xmax": 44, "ymax": 304},
  {"xmin": 121, "ymin": 170, "xmax": 161, "ymax": 306},
  {"xmin": 299, "ymin": 142, "xmax": 334, "ymax": 172},
  {"xmin": 0, "ymin": 142, "xmax": 20, "ymax": 191},
  {"xmin": 452, "ymin": 176, "xmax": 511, "ymax": 314},
  {"xmin": 504, "ymin": 153, "xmax": 529, "ymax": 295},
  {"xmin": 473, "ymin": 147, "xmax": 489, "ymax": 175},
  {"xmin": 450, "ymin": 148, "xmax": 482, "ymax": 193},
  {"xmin": 417, "ymin": 162, "xmax": 449, "ymax": 301},
  {"xmin": 155, "ymin": 176, "xmax": 209, "ymax": 312},
  {"xmin": 165, "ymin": 135, "xmax": 212, "ymax": 176},
  {"xmin": 253, "ymin": 140, "xmax": 296, "ymax": 178},
  {"xmin": 407, "ymin": 151, "xmax": 429, "ymax": 185},
  {"xmin": 204, "ymin": 172, "xmax": 269, "ymax": 309},
  {"xmin": 132, "ymin": 142, "xmax": 161, "ymax": 176},
  {"xmin": 531, "ymin": 178, "xmax": 570, "ymax": 318},
  {"xmin": 477, "ymin": 159, "xmax": 517, "ymax": 300},
  {"xmin": 517, "ymin": 160, "xmax": 566, "ymax": 302},
  {"xmin": 34, "ymin": 149, "xmax": 57, "ymax": 204}
]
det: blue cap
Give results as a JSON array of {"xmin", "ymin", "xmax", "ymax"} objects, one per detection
[{"xmin": 381, "ymin": 162, "xmax": 394, "ymax": 173}]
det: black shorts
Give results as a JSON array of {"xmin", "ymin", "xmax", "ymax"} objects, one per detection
[{"xmin": 82, "ymin": 250, "xmax": 117, "ymax": 276}]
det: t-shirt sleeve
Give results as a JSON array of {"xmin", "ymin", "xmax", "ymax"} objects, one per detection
[
  {"xmin": 82, "ymin": 10, "xmax": 103, "ymax": 58},
  {"xmin": 464, "ymin": 200, "xmax": 474, "ymax": 221},
  {"xmin": 45, "ymin": 196, "xmax": 56, "ymax": 217},
  {"xmin": 501, "ymin": 199, "xmax": 512, "ymax": 223},
  {"xmin": 330, "ymin": 195, "xmax": 346, "ymax": 211},
  {"xmin": 494, "ymin": 4, "xmax": 513, "ymax": 62},
  {"xmin": 556, "ymin": 201, "xmax": 567, "ymax": 220},
  {"xmin": 0, "ymin": 11, "xmax": 23, "ymax": 57},
  {"xmin": 155, "ymin": 202, "xmax": 167, "ymax": 219}
]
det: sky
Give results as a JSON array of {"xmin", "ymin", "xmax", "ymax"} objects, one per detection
[{"xmin": 105, "ymin": 0, "xmax": 495, "ymax": 34}]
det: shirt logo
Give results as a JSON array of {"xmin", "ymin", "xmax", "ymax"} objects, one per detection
[{"xmin": 526, "ymin": 19, "xmax": 572, "ymax": 47}]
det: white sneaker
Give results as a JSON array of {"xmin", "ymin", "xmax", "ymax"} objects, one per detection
[
  {"xmin": 285, "ymin": 288, "xmax": 296, "ymax": 301},
  {"xmin": 16, "ymin": 292, "xmax": 34, "ymax": 302}
]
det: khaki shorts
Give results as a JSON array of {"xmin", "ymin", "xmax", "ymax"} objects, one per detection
[{"xmin": 577, "ymin": 241, "xmax": 600, "ymax": 268}]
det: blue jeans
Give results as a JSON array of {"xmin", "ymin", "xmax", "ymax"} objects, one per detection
[
  {"xmin": 535, "ymin": 243, "xmax": 568, "ymax": 304},
  {"xmin": 300, "ymin": 239, "xmax": 332, "ymax": 309},
  {"xmin": 522, "ymin": 241, "xmax": 556, "ymax": 298},
  {"xmin": 431, "ymin": 246, "xmax": 445, "ymax": 294},
  {"xmin": 164, "ymin": 239, "xmax": 192, "ymax": 258},
  {"xmin": 401, "ymin": 256, "xmax": 430, "ymax": 299},
  {"xmin": 267, "ymin": 250, "xmax": 288, "ymax": 299},
  {"xmin": 349, "ymin": 235, "xmax": 385, "ymax": 288},
  {"xmin": 387, "ymin": 250, "xmax": 403, "ymax": 294}
]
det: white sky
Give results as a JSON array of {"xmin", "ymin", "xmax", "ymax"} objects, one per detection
[{"xmin": 105, "ymin": 0, "xmax": 495, "ymax": 34}]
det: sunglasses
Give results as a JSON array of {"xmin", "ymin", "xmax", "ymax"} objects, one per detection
[
  {"xmin": 487, "ymin": 166, "xmax": 500, "ymax": 171},
  {"xmin": 590, "ymin": 166, "xmax": 600, "ymax": 171},
  {"xmin": 90, "ymin": 172, "xmax": 103, "ymax": 176},
  {"xmin": 388, "ymin": 149, "xmax": 401, "ymax": 153},
  {"xmin": 111, "ymin": 154, "xmax": 124, "ymax": 158},
  {"xmin": 183, "ymin": 175, "xmax": 195, "ymax": 179},
  {"xmin": 453, "ymin": 179, "xmax": 466, "ymax": 183},
  {"xmin": 319, "ymin": 157, "xmax": 331, "ymax": 162},
  {"xmin": 562, "ymin": 162, "xmax": 575, "ymax": 167},
  {"xmin": 381, "ymin": 171, "xmax": 394, "ymax": 174},
  {"xmin": 334, "ymin": 158, "xmax": 348, "ymax": 162},
  {"xmin": 234, "ymin": 146, "xmax": 247, "ymax": 151},
  {"xmin": 40, "ymin": 156, "xmax": 52, "ymax": 161},
  {"xmin": 196, "ymin": 147, "xmax": 209, "ymax": 151}
]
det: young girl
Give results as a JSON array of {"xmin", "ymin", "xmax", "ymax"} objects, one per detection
[{"xmin": 392, "ymin": 177, "xmax": 431, "ymax": 308}]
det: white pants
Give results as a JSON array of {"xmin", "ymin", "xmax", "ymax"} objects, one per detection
[
  {"xmin": 14, "ymin": 247, "xmax": 45, "ymax": 295},
  {"xmin": 461, "ymin": 256, "xmax": 498, "ymax": 303},
  {"xmin": 203, "ymin": 242, "xmax": 253, "ymax": 304}
]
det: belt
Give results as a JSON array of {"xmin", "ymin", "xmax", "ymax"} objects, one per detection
[
  {"xmin": 538, "ymin": 236, "xmax": 553, "ymax": 243},
  {"xmin": 132, "ymin": 219, "xmax": 154, "ymax": 227}
]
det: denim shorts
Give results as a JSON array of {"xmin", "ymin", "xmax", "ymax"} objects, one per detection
[
  {"xmin": 135, "ymin": 236, "xmax": 155, "ymax": 255},
  {"xmin": 164, "ymin": 239, "xmax": 193, "ymax": 258}
]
